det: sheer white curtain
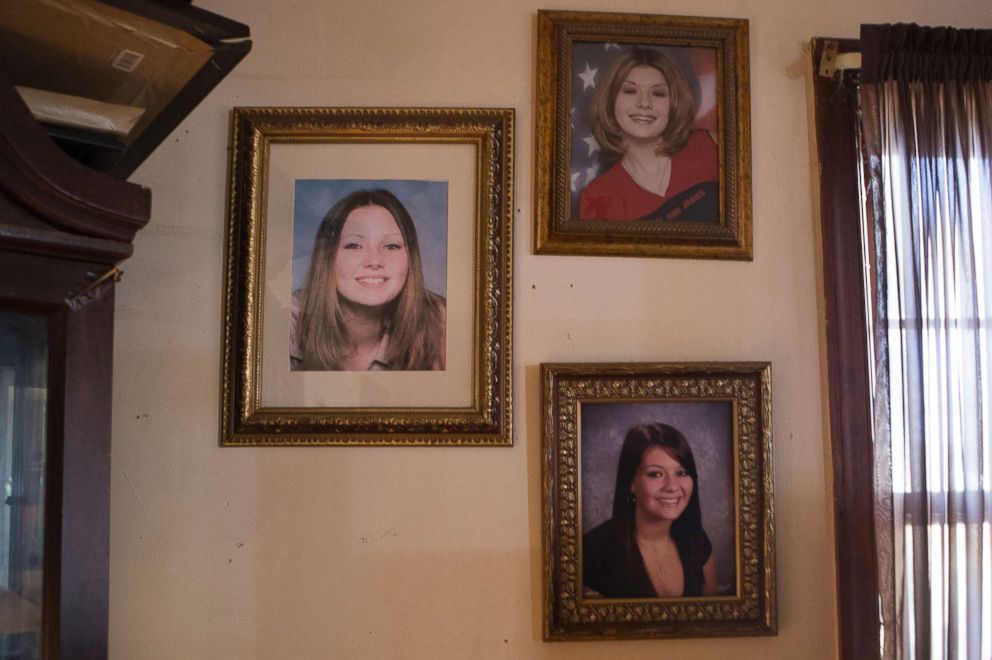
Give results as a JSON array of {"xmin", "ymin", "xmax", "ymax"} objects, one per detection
[{"xmin": 859, "ymin": 23, "xmax": 992, "ymax": 660}]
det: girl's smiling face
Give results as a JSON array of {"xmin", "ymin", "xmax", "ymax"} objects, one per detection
[
  {"xmin": 613, "ymin": 65, "xmax": 671, "ymax": 146},
  {"xmin": 333, "ymin": 204, "xmax": 409, "ymax": 308},
  {"xmin": 630, "ymin": 445, "xmax": 693, "ymax": 523}
]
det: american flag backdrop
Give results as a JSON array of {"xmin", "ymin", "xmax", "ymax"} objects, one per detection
[{"xmin": 568, "ymin": 43, "xmax": 718, "ymax": 217}]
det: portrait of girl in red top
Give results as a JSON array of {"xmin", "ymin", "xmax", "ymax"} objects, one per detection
[{"xmin": 577, "ymin": 48, "xmax": 719, "ymax": 222}]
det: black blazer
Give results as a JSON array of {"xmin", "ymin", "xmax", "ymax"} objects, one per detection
[{"xmin": 582, "ymin": 517, "xmax": 709, "ymax": 598}]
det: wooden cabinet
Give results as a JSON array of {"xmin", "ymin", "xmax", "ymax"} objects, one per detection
[{"xmin": 0, "ymin": 2, "xmax": 249, "ymax": 657}]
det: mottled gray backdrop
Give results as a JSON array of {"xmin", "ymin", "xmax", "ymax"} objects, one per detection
[{"xmin": 581, "ymin": 401, "xmax": 737, "ymax": 595}]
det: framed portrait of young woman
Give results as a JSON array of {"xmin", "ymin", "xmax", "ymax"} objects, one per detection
[
  {"xmin": 221, "ymin": 107, "xmax": 513, "ymax": 446},
  {"xmin": 534, "ymin": 11, "xmax": 752, "ymax": 259},
  {"xmin": 541, "ymin": 362, "xmax": 776, "ymax": 639}
]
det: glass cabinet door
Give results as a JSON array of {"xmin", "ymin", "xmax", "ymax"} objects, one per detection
[{"xmin": 0, "ymin": 310, "xmax": 47, "ymax": 660}]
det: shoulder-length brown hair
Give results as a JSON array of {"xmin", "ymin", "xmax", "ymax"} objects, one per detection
[
  {"xmin": 590, "ymin": 48, "xmax": 697, "ymax": 161},
  {"xmin": 297, "ymin": 189, "xmax": 445, "ymax": 370}
]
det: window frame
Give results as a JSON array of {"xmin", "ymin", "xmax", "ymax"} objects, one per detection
[{"xmin": 810, "ymin": 37, "xmax": 881, "ymax": 660}]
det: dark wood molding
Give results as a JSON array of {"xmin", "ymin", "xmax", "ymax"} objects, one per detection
[
  {"xmin": 0, "ymin": 4, "xmax": 249, "ymax": 656},
  {"xmin": 0, "ymin": 21, "xmax": 146, "ymax": 659},
  {"xmin": 56, "ymin": 285, "xmax": 115, "ymax": 659},
  {"xmin": 0, "ymin": 70, "xmax": 150, "ymax": 243},
  {"xmin": 810, "ymin": 37, "xmax": 881, "ymax": 660},
  {"xmin": 0, "ymin": 103, "xmax": 139, "ymax": 660},
  {"xmin": 0, "ymin": 80, "xmax": 141, "ymax": 308}
]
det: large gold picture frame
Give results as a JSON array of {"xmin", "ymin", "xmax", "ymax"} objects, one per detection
[
  {"xmin": 221, "ymin": 107, "xmax": 513, "ymax": 446},
  {"xmin": 534, "ymin": 11, "xmax": 752, "ymax": 259},
  {"xmin": 542, "ymin": 362, "xmax": 775, "ymax": 639}
]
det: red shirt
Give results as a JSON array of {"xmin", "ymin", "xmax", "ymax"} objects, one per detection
[{"xmin": 579, "ymin": 130, "xmax": 718, "ymax": 221}]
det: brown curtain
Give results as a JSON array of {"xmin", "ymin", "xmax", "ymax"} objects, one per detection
[{"xmin": 859, "ymin": 23, "xmax": 992, "ymax": 660}]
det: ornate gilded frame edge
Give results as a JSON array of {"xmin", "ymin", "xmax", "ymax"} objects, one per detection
[
  {"xmin": 541, "ymin": 361, "xmax": 775, "ymax": 640},
  {"xmin": 220, "ymin": 107, "xmax": 514, "ymax": 446},
  {"xmin": 533, "ymin": 10, "xmax": 752, "ymax": 260}
]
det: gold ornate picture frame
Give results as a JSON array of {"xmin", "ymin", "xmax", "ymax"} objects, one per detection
[
  {"xmin": 221, "ymin": 107, "xmax": 513, "ymax": 446},
  {"xmin": 541, "ymin": 362, "xmax": 775, "ymax": 639},
  {"xmin": 534, "ymin": 11, "xmax": 752, "ymax": 259}
]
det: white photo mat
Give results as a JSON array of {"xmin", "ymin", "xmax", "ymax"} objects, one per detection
[{"xmin": 260, "ymin": 141, "xmax": 477, "ymax": 409}]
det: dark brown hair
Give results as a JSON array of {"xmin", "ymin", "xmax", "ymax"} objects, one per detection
[{"xmin": 610, "ymin": 423, "xmax": 712, "ymax": 596}]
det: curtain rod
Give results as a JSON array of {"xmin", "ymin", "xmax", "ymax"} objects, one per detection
[{"xmin": 818, "ymin": 40, "xmax": 862, "ymax": 77}]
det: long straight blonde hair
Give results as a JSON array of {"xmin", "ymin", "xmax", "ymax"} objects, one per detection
[{"xmin": 297, "ymin": 189, "xmax": 445, "ymax": 370}]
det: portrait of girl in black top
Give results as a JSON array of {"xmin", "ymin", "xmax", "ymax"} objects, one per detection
[{"xmin": 583, "ymin": 422, "xmax": 717, "ymax": 598}]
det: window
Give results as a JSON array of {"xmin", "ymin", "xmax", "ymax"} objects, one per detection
[{"xmin": 812, "ymin": 25, "xmax": 992, "ymax": 660}]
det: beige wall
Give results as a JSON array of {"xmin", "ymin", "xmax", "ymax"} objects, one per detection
[{"xmin": 110, "ymin": 0, "xmax": 991, "ymax": 658}]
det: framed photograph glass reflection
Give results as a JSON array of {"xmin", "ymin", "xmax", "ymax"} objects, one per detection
[
  {"xmin": 534, "ymin": 11, "xmax": 752, "ymax": 259},
  {"xmin": 541, "ymin": 362, "xmax": 775, "ymax": 639},
  {"xmin": 221, "ymin": 107, "xmax": 513, "ymax": 446}
]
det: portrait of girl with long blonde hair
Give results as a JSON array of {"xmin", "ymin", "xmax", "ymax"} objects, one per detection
[{"xmin": 289, "ymin": 185, "xmax": 446, "ymax": 372}]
